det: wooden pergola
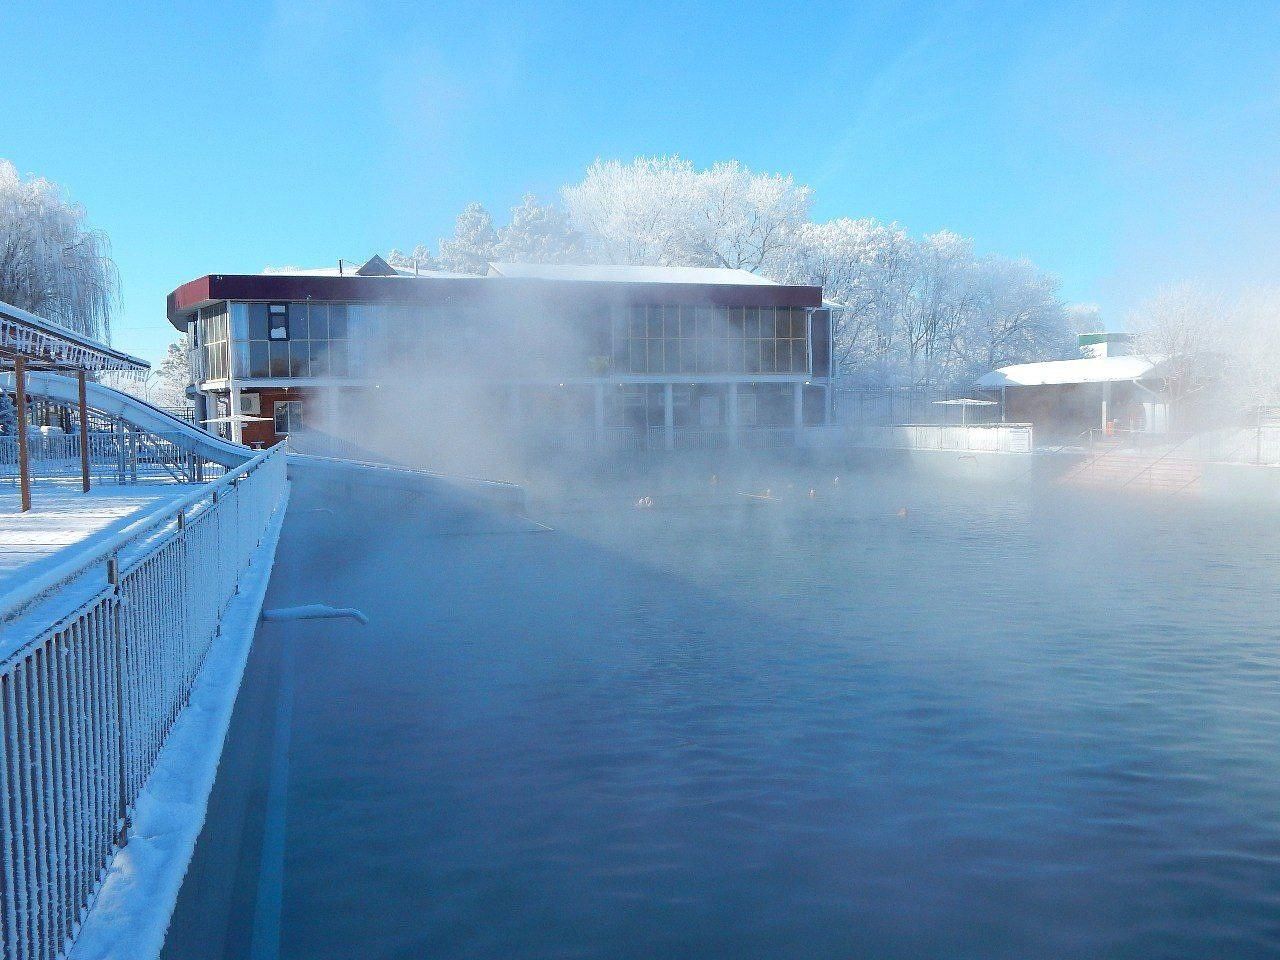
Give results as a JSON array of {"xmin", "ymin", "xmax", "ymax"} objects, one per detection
[{"xmin": 1, "ymin": 300, "xmax": 150, "ymax": 512}]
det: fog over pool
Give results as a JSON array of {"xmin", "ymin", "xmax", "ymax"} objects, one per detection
[{"xmin": 166, "ymin": 466, "xmax": 1280, "ymax": 960}]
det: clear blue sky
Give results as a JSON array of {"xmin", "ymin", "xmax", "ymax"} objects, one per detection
[{"xmin": 3, "ymin": 0, "xmax": 1278, "ymax": 365}]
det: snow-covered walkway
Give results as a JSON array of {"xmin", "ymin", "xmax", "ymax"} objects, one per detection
[{"xmin": 0, "ymin": 482, "xmax": 183, "ymax": 594}]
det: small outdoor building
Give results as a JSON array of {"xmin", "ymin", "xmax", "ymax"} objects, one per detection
[
  {"xmin": 976, "ymin": 335, "xmax": 1167, "ymax": 445},
  {"xmin": 1, "ymin": 299, "xmax": 150, "ymax": 510}
]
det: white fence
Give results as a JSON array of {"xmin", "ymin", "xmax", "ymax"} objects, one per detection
[{"xmin": 0, "ymin": 444, "xmax": 287, "ymax": 960}]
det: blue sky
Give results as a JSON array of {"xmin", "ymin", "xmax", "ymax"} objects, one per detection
[{"xmin": 3, "ymin": 0, "xmax": 1278, "ymax": 364}]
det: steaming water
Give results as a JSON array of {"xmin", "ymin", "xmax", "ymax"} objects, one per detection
[{"xmin": 165, "ymin": 469, "xmax": 1280, "ymax": 960}]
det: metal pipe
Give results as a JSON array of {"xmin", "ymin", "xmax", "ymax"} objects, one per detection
[{"xmin": 14, "ymin": 354, "xmax": 31, "ymax": 512}]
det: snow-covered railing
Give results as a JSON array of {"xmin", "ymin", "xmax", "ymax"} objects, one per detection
[{"xmin": 0, "ymin": 444, "xmax": 288, "ymax": 960}]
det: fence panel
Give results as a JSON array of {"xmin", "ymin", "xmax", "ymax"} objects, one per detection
[{"xmin": 0, "ymin": 445, "xmax": 286, "ymax": 960}]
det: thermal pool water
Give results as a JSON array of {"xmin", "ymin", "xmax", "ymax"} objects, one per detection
[{"xmin": 165, "ymin": 468, "xmax": 1280, "ymax": 960}]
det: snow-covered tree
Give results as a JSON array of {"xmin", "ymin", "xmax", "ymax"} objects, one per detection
[
  {"xmin": 562, "ymin": 156, "xmax": 810, "ymax": 273},
  {"xmin": 437, "ymin": 203, "xmax": 499, "ymax": 275},
  {"xmin": 0, "ymin": 159, "xmax": 118, "ymax": 340},
  {"xmin": 101, "ymin": 339, "xmax": 189, "ymax": 410},
  {"xmin": 152, "ymin": 339, "xmax": 192, "ymax": 408},
  {"xmin": 493, "ymin": 195, "xmax": 584, "ymax": 264}
]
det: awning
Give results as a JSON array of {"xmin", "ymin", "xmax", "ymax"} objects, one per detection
[
  {"xmin": 976, "ymin": 355, "xmax": 1156, "ymax": 389},
  {"xmin": 201, "ymin": 415, "xmax": 274, "ymax": 424}
]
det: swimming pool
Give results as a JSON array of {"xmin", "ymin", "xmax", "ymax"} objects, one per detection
[{"xmin": 164, "ymin": 466, "xmax": 1280, "ymax": 959}]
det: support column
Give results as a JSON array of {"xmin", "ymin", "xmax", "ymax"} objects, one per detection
[
  {"xmin": 14, "ymin": 355, "xmax": 31, "ymax": 512},
  {"xmin": 593, "ymin": 382, "xmax": 605, "ymax": 448},
  {"xmin": 77, "ymin": 369, "xmax": 91, "ymax": 492},
  {"xmin": 793, "ymin": 381, "xmax": 805, "ymax": 439},
  {"xmin": 229, "ymin": 382, "xmax": 244, "ymax": 444},
  {"xmin": 1000, "ymin": 386, "xmax": 1007, "ymax": 423},
  {"xmin": 728, "ymin": 382, "xmax": 740, "ymax": 450},
  {"xmin": 1101, "ymin": 382, "xmax": 1111, "ymax": 433},
  {"xmin": 663, "ymin": 383, "xmax": 674, "ymax": 451}
]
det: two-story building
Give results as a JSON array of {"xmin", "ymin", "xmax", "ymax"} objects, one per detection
[{"xmin": 166, "ymin": 258, "xmax": 830, "ymax": 451}]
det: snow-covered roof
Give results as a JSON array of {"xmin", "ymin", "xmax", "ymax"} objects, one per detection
[
  {"xmin": 486, "ymin": 262, "xmax": 780, "ymax": 285},
  {"xmin": 261, "ymin": 264, "xmax": 474, "ymax": 279},
  {"xmin": 0, "ymin": 299, "xmax": 149, "ymax": 372},
  {"xmin": 976, "ymin": 355, "xmax": 1157, "ymax": 389}
]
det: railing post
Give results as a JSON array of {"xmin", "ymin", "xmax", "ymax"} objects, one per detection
[
  {"xmin": 106, "ymin": 556, "xmax": 129, "ymax": 847},
  {"xmin": 115, "ymin": 418, "xmax": 126, "ymax": 484},
  {"xmin": 77, "ymin": 370, "xmax": 91, "ymax": 493},
  {"xmin": 14, "ymin": 354, "xmax": 32, "ymax": 512}
]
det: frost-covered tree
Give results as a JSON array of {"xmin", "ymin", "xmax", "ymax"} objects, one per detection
[
  {"xmin": 0, "ymin": 391, "xmax": 16, "ymax": 436},
  {"xmin": 1227, "ymin": 287, "xmax": 1280, "ymax": 411},
  {"xmin": 562, "ymin": 157, "xmax": 810, "ymax": 272},
  {"xmin": 781, "ymin": 218, "xmax": 914, "ymax": 380},
  {"xmin": 781, "ymin": 217, "xmax": 1068, "ymax": 387},
  {"xmin": 437, "ymin": 203, "xmax": 499, "ymax": 275},
  {"xmin": 960, "ymin": 255, "xmax": 1070, "ymax": 376},
  {"xmin": 493, "ymin": 195, "xmax": 584, "ymax": 264},
  {"xmin": 1065, "ymin": 302, "xmax": 1104, "ymax": 334},
  {"xmin": 386, "ymin": 244, "xmax": 440, "ymax": 273},
  {"xmin": 0, "ymin": 159, "xmax": 118, "ymax": 340},
  {"xmin": 1128, "ymin": 283, "xmax": 1225, "ymax": 412}
]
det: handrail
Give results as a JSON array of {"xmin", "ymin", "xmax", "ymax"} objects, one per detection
[
  {"xmin": 0, "ymin": 443, "xmax": 283, "ymax": 631},
  {"xmin": 1117, "ymin": 432, "xmax": 1198, "ymax": 488},
  {"xmin": 0, "ymin": 439, "xmax": 288, "ymax": 960}
]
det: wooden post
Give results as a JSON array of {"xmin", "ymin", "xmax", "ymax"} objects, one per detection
[
  {"xmin": 78, "ymin": 369, "xmax": 91, "ymax": 492},
  {"xmin": 14, "ymin": 355, "xmax": 31, "ymax": 512}
]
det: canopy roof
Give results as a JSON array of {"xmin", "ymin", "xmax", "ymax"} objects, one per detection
[
  {"xmin": 0, "ymin": 300, "xmax": 149, "ymax": 373},
  {"xmin": 976, "ymin": 355, "xmax": 1156, "ymax": 389}
]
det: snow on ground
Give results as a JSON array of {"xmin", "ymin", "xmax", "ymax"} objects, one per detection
[{"xmin": 0, "ymin": 482, "xmax": 182, "ymax": 595}]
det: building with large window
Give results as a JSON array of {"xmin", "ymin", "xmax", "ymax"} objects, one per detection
[{"xmin": 166, "ymin": 258, "xmax": 830, "ymax": 451}]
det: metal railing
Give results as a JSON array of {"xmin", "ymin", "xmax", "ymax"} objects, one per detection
[
  {"xmin": 0, "ymin": 444, "xmax": 288, "ymax": 960},
  {"xmin": 864, "ymin": 422, "xmax": 1034, "ymax": 454},
  {"xmin": 0, "ymin": 429, "xmax": 221, "ymax": 485}
]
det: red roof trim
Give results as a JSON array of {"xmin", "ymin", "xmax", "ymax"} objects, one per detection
[{"xmin": 166, "ymin": 273, "xmax": 822, "ymax": 328}]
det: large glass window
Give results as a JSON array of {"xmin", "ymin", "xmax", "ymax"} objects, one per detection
[
  {"xmin": 236, "ymin": 300, "xmax": 355, "ymax": 380},
  {"xmin": 196, "ymin": 303, "xmax": 230, "ymax": 382},
  {"xmin": 609, "ymin": 303, "xmax": 810, "ymax": 376},
  {"xmin": 223, "ymin": 297, "xmax": 810, "ymax": 382}
]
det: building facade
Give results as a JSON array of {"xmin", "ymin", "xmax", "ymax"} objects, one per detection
[{"xmin": 166, "ymin": 259, "xmax": 831, "ymax": 451}]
